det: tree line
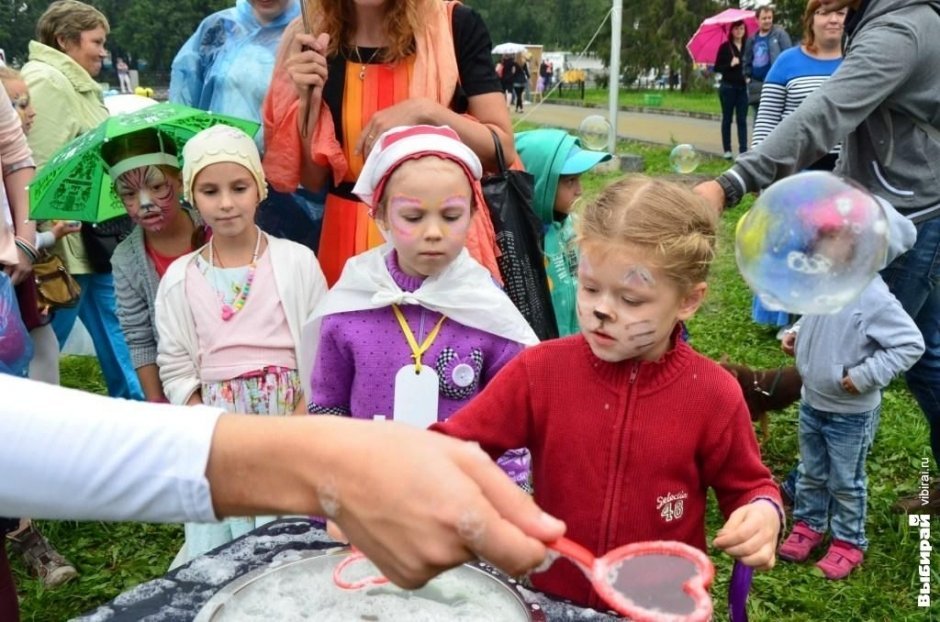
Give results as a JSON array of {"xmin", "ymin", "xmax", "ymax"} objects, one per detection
[
  {"xmin": 0, "ymin": 0, "xmax": 229, "ymax": 74},
  {"xmin": 1, "ymin": 0, "xmax": 809, "ymax": 89}
]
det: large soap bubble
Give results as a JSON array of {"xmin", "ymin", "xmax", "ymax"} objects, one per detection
[
  {"xmin": 669, "ymin": 144, "xmax": 700, "ymax": 174},
  {"xmin": 579, "ymin": 114, "xmax": 611, "ymax": 151},
  {"xmin": 735, "ymin": 171, "xmax": 889, "ymax": 315}
]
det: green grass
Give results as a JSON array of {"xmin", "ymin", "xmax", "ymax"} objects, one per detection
[
  {"xmin": 12, "ymin": 356, "xmax": 183, "ymax": 621},
  {"xmin": 13, "ymin": 143, "xmax": 934, "ymax": 620},
  {"xmin": 545, "ymin": 87, "xmax": 722, "ymax": 117}
]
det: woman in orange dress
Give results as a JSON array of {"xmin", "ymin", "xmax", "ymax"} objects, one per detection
[{"xmin": 263, "ymin": 0, "xmax": 511, "ymax": 285}]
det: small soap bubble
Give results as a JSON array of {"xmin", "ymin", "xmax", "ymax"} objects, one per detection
[
  {"xmin": 669, "ymin": 144, "xmax": 700, "ymax": 174},
  {"xmin": 578, "ymin": 115, "xmax": 611, "ymax": 151},
  {"xmin": 735, "ymin": 171, "xmax": 889, "ymax": 314}
]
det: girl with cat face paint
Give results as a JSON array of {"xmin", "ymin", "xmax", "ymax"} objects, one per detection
[{"xmin": 103, "ymin": 128, "xmax": 208, "ymax": 402}]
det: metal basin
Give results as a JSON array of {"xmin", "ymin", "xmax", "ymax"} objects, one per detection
[{"xmin": 194, "ymin": 548, "xmax": 545, "ymax": 621}]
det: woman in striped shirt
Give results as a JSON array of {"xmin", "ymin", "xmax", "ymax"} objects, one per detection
[{"xmin": 750, "ymin": 0, "xmax": 847, "ymax": 330}]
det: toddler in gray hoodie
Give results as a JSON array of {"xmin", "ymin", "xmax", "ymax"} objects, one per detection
[{"xmin": 778, "ymin": 196, "xmax": 925, "ymax": 580}]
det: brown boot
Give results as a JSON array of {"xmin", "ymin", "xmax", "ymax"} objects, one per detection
[
  {"xmin": 893, "ymin": 486, "xmax": 940, "ymax": 515},
  {"xmin": 6, "ymin": 523, "xmax": 77, "ymax": 588}
]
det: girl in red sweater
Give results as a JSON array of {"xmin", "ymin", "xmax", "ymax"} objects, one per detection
[{"xmin": 434, "ymin": 175, "xmax": 782, "ymax": 609}]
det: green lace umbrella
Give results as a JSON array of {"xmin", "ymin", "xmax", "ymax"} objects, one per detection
[{"xmin": 28, "ymin": 102, "xmax": 260, "ymax": 222}]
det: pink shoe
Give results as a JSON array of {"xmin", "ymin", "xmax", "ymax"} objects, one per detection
[
  {"xmin": 815, "ymin": 540, "xmax": 863, "ymax": 580},
  {"xmin": 778, "ymin": 521, "xmax": 825, "ymax": 562}
]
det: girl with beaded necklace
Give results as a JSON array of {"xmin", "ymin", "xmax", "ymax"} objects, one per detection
[{"xmin": 154, "ymin": 125, "xmax": 328, "ymax": 563}]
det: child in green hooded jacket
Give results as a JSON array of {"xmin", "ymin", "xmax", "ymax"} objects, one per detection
[{"xmin": 515, "ymin": 129, "xmax": 611, "ymax": 336}]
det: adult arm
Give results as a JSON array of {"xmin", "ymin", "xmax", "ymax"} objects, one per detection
[
  {"xmin": 0, "ymin": 375, "xmax": 564, "ymax": 589},
  {"xmin": 0, "ymin": 88, "xmax": 37, "ymax": 284},
  {"xmin": 714, "ymin": 43, "xmax": 734, "ymax": 77},
  {"xmin": 702, "ymin": 21, "xmax": 920, "ymax": 210},
  {"xmin": 743, "ymin": 37, "xmax": 755, "ymax": 78},
  {"xmin": 777, "ymin": 27, "xmax": 793, "ymax": 50},
  {"xmin": 3, "ymin": 168, "xmax": 36, "ymax": 286}
]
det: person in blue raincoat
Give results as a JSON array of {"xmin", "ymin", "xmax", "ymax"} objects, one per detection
[
  {"xmin": 170, "ymin": 0, "xmax": 325, "ymax": 252},
  {"xmin": 170, "ymin": 0, "xmax": 299, "ymax": 126}
]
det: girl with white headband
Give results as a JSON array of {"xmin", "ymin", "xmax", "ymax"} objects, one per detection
[
  {"xmin": 303, "ymin": 124, "xmax": 537, "ymax": 488},
  {"xmin": 154, "ymin": 125, "xmax": 328, "ymax": 563},
  {"xmin": 103, "ymin": 127, "xmax": 208, "ymax": 403}
]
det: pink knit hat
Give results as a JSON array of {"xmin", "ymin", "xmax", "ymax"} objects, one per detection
[{"xmin": 352, "ymin": 125, "xmax": 484, "ymax": 215}]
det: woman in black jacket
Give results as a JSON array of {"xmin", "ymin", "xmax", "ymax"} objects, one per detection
[
  {"xmin": 714, "ymin": 20, "xmax": 748, "ymax": 159},
  {"xmin": 511, "ymin": 52, "xmax": 530, "ymax": 113}
]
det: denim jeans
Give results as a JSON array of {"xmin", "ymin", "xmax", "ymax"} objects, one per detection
[
  {"xmin": 793, "ymin": 402, "xmax": 880, "ymax": 550},
  {"xmin": 881, "ymin": 218, "xmax": 940, "ymax": 468},
  {"xmin": 718, "ymin": 83, "xmax": 749, "ymax": 154},
  {"xmin": 50, "ymin": 272, "xmax": 143, "ymax": 401}
]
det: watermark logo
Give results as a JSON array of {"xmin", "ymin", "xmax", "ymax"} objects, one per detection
[{"xmin": 909, "ymin": 512, "xmax": 931, "ymax": 608}]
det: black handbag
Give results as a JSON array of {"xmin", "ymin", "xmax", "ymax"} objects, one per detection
[
  {"xmin": 482, "ymin": 131, "xmax": 559, "ymax": 341},
  {"xmin": 79, "ymin": 215, "xmax": 134, "ymax": 273}
]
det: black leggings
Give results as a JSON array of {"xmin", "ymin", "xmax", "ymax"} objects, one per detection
[{"xmin": 513, "ymin": 86, "xmax": 525, "ymax": 110}]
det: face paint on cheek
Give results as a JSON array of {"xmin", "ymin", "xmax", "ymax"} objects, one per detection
[
  {"xmin": 440, "ymin": 194, "xmax": 473, "ymax": 238},
  {"xmin": 387, "ymin": 195, "xmax": 423, "ymax": 240},
  {"xmin": 117, "ymin": 166, "xmax": 180, "ymax": 231}
]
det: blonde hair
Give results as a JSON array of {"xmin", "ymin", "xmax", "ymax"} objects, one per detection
[
  {"xmin": 310, "ymin": 0, "xmax": 430, "ymax": 62},
  {"xmin": 36, "ymin": 0, "xmax": 109, "ymax": 51},
  {"xmin": 578, "ymin": 175, "xmax": 717, "ymax": 293},
  {"xmin": 0, "ymin": 66, "xmax": 23, "ymax": 83}
]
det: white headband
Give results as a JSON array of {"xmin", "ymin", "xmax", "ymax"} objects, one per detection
[
  {"xmin": 108, "ymin": 152, "xmax": 180, "ymax": 181},
  {"xmin": 352, "ymin": 125, "xmax": 483, "ymax": 210}
]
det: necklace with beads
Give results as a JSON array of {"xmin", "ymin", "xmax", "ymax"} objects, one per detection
[
  {"xmin": 351, "ymin": 45, "xmax": 382, "ymax": 80},
  {"xmin": 207, "ymin": 226, "xmax": 262, "ymax": 321}
]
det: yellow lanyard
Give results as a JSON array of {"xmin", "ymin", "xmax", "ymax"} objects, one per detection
[{"xmin": 392, "ymin": 304, "xmax": 446, "ymax": 373}]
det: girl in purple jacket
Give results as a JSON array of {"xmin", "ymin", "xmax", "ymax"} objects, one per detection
[{"xmin": 302, "ymin": 125, "xmax": 537, "ymax": 487}]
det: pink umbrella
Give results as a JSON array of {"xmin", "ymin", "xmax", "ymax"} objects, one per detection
[{"xmin": 686, "ymin": 8, "xmax": 758, "ymax": 65}]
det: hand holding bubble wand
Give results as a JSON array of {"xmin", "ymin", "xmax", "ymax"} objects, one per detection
[{"xmin": 333, "ymin": 536, "xmax": 730, "ymax": 622}]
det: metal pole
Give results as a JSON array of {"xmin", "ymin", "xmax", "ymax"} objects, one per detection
[{"xmin": 608, "ymin": 0, "xmax": 622, "ymax": 154}]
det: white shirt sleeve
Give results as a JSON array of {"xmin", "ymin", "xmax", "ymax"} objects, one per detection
[{"xmin": 0, "ymin": 375, "xmax": 223, "ymax": 523}]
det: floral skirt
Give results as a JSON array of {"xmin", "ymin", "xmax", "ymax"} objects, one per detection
[
  {"xmin": 175, "ymin": 367, "xmax": 301, "ymax": 567},
  {"xmin": 201, "ymin": 366, "xmax": 302, "ymax": 415}
]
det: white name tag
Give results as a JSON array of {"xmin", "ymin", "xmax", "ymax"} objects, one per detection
[{"xmin": 393, "ymin": 365, "xmax": 439, "ymax": 429}]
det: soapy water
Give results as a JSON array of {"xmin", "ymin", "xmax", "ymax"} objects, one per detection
[
  {"xmin": 516, "ymin": 586, "xmax": 617, "ymax": 621},
  {"xmin": 605, "ymin": 554, "xmax": 697, "ymax": 615},
  {"xmin": 202, "ymin": 554, "xmax": 533, "ymax": 622},
  {"xmin": 113, "ymin": 578, "xmax": 177, "ymax": 607},
  {"xmin": 177, "ymin": 556, "xmax": 241, "ymax": 586}
]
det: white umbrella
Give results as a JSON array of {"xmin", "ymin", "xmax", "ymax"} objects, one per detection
[
  {"xmin": 103, "ymin": 93, "xmax": 159, "ymax": 116},
  {"xmin": 492, "ymin": 42, "xmax": 527, "ymax": 55}
]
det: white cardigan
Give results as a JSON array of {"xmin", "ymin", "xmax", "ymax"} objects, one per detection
[{"xmin": 155, "ymin": 233, "xmax": 328, "ymax": 406}]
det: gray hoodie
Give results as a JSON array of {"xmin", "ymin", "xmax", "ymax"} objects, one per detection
[
  {"xmin": 794, "ymin": 198, "xmax": 925, "ymax": 413},
  {"xmin": 721, "ymin": 0, "xmax": 940, "ymax": 222}
]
